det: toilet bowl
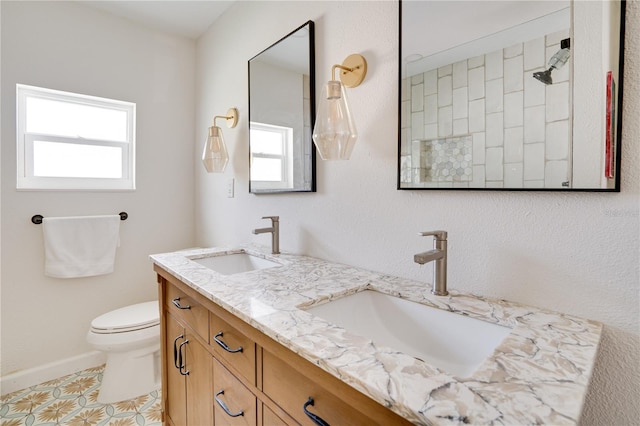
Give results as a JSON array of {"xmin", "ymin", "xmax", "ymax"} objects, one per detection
[{"xmin": 87, "ymin": 301, "xmax": 160, "ymax": 403}]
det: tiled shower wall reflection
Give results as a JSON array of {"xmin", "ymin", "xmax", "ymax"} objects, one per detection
[{"xmin": 400, "ymin": 30, "xmax": 571, "ymax": 188}]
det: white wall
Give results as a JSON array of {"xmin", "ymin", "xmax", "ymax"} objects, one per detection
[
  {"xmin": 0, "ymin": 1, "xmax": 195, "ymax": 380},
  {"xmin": 196, "ymin": 2, "xmax": 639, "ymax": 425}
]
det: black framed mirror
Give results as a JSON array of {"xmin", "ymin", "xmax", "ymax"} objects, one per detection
[
  {"xmin": 249, "ymin": 21, "xmax": 316, "ymax": 193},
  {"xmin": 398, "ymin": 1, "xmax": 626, "ymax": 191}
]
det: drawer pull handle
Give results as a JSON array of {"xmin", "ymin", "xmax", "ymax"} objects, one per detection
[
  {"xmin": 215, "ymin": 390, "xmax": 244, "ymax": 417},
  {"xmin": 303, "ymin": 397, "xmax": 330, "ymax": 426},
  {"xmin": 172, "ymin": 297, "xmax": 191, "ymax": 310},
  {"xmin": 173, "ymin": 334, "xmax": 184, "ymax": 369},
  {"xmin": 214, "ymin": 331, "xmax": 243, "ymax": 353},
  {"xmin": 178, "ymin": 339, "xmax": 189, "ymax": 375}
]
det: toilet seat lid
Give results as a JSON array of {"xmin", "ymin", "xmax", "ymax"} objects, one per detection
[{"xmin": 91, "ymin": 301, "xmax": 159, "ymax": 333}]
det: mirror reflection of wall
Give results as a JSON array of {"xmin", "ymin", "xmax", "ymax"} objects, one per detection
[
  {"xmin": 249, "ymin": 21, "xmax": 315, "ymax": 193},
  {"xmin": 399, "ymin": 1, "xmax": 625, "ymax": 191}
]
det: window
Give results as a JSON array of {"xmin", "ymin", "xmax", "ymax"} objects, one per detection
[
  {"xmin": 16, "ymin": 84, "xmax": 136, "ymax": 190},
  {"xmin": 250, "ymin": 122, "xmax": 293, "ymax": 190}
]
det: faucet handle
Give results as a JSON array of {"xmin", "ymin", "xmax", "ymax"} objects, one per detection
[
  {"xmin": 418, "ymin": 230, "xmax": 447, "ymax": 240},
  {"xmin": 261, "ymin": 216, "xmax": 279, "ymax": 222}
]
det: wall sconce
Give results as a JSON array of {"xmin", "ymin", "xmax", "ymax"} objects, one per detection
[
  {"xmin": 202, "ymin": 108, "xmax": 238, "ymax": 173},
  {"xmin": 312, "ymin": 53, "xmax": 368, "ymax": 160},
  {"xmin": 533, "ymin": 38, "xmax": 570, "ymax": 85}
]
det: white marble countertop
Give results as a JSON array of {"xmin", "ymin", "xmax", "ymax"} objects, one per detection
[{"xmin": 150, "ymin": 246, "xmax": 602, "ymax": 425}]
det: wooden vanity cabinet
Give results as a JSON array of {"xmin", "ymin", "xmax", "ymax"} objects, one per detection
[{"xmin": 156, "ymin": 267, "xmax": 412, "ymax": 426}]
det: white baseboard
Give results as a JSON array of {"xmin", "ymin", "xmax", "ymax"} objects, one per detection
[{"xmin": 0, "ymin": 351, "xmax": 106, "ymax": 396}]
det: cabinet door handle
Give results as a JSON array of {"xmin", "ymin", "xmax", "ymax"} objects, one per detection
[
  {"xmin": 303, "ymin": 397, "xmax": 330, "ymax": 426},
  {"xmin": 214, "ymin": 390, "xmax": 244, "ymax": 417},
  {"xmin": 172, "ymin": 297, "xmax": 191, "ymax": 310},
  {"xmin": 213, "ymin": 331, "xmax": 243, "ymax": 353},
  {"xmin": 173, "ymin": 334, "xmax": 184, "ymax": 369},
  {"xmin": 178, "ymin": 339, "xmax": 189, "ymax": 375}
]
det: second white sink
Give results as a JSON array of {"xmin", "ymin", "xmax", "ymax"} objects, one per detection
[
  {"xmin": 304, "ymin": 290, "xmax": 512, "ymax": 377},
  {"xmin": 193, "ymin": 252, "xmax": 280, "ymax": 275}
]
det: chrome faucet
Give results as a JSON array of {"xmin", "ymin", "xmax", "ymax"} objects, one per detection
[
  {"xmin": 414, "ymin": 230, "xmax": 448, "ymax": 296},
  {"xmin": 252, "ymin": 216, "xmax": 280, "ymax": 254}
]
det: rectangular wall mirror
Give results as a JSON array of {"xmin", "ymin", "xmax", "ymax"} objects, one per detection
[
  {"xmin": 249, "ymin": 21, "xmax": 316, "ymax": 193},
  {"xmin": 398, "ymin": 1, "xmax": 625, "ymax": 191}
]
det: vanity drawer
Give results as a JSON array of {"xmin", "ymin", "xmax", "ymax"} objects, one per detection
[
  {"xmin": 210, "ymin": 312, "xmax": 256, "ymax": 385},
  {"xmin": 213, "ymin": 358, "xmax": 257, "ymax": 426},
  {"xmin": 262, "ymin": 350, "xmax": 370, "ymax": 426},
  {"xmin": 165, "ymin": 283, "xmax": 209, "ymax": 342},
  {"xmin": 262, "ymin": 404, "xmax": 288, "ymax": 426}
]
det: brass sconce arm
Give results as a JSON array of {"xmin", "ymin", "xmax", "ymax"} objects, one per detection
[
  {"xmin": 212, "ymin": 108, "xmax": 239, "ymax": 128},
  {"xmin": 331, "ymin": 54, "xmax": 368, "ymax": 88}
]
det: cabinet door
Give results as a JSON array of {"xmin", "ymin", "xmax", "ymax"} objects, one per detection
[
  {"xmin": 165, "ymin": 312, "xmax": 214, "ymax": 426},
  {"xmin": 213, "ymin": 358, "xmax": 256, "ymax": 426},
  {"xmin": 185, "ymin": 329, "xmax": 214, "ymax": 426},
  {"xmin": 165, "ymin": 313, "xmax": 187, "ymax": 426}
]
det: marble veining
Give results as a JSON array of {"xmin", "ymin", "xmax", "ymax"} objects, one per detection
[{"xmin": 150, "ymin": 246, "xmax": 601, "ymax": 425}]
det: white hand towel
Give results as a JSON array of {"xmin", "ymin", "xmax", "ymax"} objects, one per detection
[{"xmin": 43, "ymin": 215, "xmax": 121, "ymax": 278}]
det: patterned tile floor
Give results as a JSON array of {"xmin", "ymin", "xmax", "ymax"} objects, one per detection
[{"xmin": 0, "ymin": 365, "xmax": 161, "ymax": 425}]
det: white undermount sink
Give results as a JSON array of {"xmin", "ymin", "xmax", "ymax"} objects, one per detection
[
  {"xmin": 304, "ymin": 290, "xmax": 512, "ymax": 377},
  {"xmin": 193, "ymin": 252, "xmax": 280, "ymax": 275}
]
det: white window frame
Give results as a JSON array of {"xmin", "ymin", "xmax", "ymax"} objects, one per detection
[
  {"xmin": 16, "ymin": 84, "xmax": 136, "ymax": 191},
  {"xmin": 250, "ymin": 122, "xmax": 294, "ymax": 190}
]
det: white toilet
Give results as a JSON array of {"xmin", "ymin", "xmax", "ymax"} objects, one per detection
[{"xmin": 86, "ymin": 301, "xmax": 160, "ymax": 403}]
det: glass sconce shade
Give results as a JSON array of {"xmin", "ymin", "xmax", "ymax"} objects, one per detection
[
  {"xmin": 312, "ymin": 80, "xmax": 358, "ymax": 160},
  {"xmin": 202, "ymin": 125, "xmax": 229, "ymax": 173}
]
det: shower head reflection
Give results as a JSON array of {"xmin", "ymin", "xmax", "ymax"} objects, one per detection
[
  {"xmin": 532, "ymin": 44, "xmax": 570, "ymax": 85},
  {"xmin": 533, "ymin": 68, "xmax": 553, "ymax": 85}
]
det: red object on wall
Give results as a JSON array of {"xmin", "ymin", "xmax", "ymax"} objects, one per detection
[{"xmin": 605, "ymin": 71, "xmax": 616, "ymax": 179}]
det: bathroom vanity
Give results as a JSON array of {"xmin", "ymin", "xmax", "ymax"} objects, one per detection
[{"xmin": 151, "ymin": 247, "xmax": 602, "ymax": 425}]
